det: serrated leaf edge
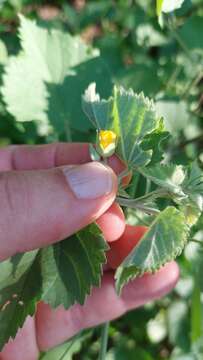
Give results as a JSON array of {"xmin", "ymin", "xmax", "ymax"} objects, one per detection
[{"xmin": 115, "ymin": 208, "xmax": 189, "ymax": 294}]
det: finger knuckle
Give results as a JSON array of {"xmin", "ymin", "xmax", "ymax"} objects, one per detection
[{"xmin": 0, "ymin": 172, "xmax": 31, "ymax": 217}]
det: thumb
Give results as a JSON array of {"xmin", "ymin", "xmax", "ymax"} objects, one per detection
[{"xmin": 0, "ymin": 162, "xmax": 117, "ymax": 260}]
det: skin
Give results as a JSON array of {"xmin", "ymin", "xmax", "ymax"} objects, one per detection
[
  {"xmin": 107, "ymin": 225, "xmax": 148, "ymax": 269},
  {"xmin": 0, "ymin": 143, "xmax": 179, "ymax": 360}
]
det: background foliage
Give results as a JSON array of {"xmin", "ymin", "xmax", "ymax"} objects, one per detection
[{"xmin": 0, "ymin": 0, "xmax": 203, "ymax": 359}]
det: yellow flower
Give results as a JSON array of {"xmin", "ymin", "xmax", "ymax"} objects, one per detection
[
  {"xmin": 96, "ymin": 130, "xmax": 117, "ymax": 157},
  {"xmin": 99, "ymin": 130, "xmax": 117, "ymax": 149}
]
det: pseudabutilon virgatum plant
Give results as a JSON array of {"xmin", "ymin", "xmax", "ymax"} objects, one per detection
[{"xmin": 96, "ymin": 130, "xmax": 117, "ymax": 158}]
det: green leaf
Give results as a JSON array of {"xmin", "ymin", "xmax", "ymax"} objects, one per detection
[
  {"xmin": 89, "ymin": 143, "xmax": 101, "ymax": 161},
  {"xmin": 181, "ymin": 162, "xmax": 203, "ymax": 225},
  {"xmin": 183, "ymin": 162, "xmax": 203, "ymax": 200},
  {"xmin": 41, "ymin": 334, "xmax": 83, "ymax": 360},
  {"xmin": 0, "ymin": 224, "xmax": 108, "ymax": 350},
  {"xmin": 191, "ymin": 336, "xmax": 203, "ymax": 359},
  {"xmin": 178, "ymin": 16, "xmax": 203, "ymax": 51},
  {"xmin": 141, "ymin": 119, "xmax": 170, "ymax": 165},
  {"xmin": 41, "ymin": 224, "xmax": 108, "ymax": 308},
  {"xmin": 82, "ymin": 84, "xmax": 163, "ymax": 168},
  {"xmin": 0, "ymin": 250, "xmax": 38, "ymax": 291},
  {"xmin": 167, "ymin": 300, "xmax": 190, "ymax": 350},
  {"xmin": 82, "ymin": 82, "xmax": 113, "ymax": 129},
  {"xmin": 0, "ymin": 250, "xmax": 41, "ymax": 351},
  {"xmin": 1, "ymin": 15, "xmax": 99, "ymax": 133},
  {"xmin": 191, "ymin": 282, "xmax": 202, "ymax": 344},
  {"xmin": 116, "ymin": 63, "xmax": 163, "ymax": 96},
  {"xmin": 156, "ymin": 0, "xmax": 164, "ymax": 16},
  {"xmin": 47, "ymin": 57, "xmax": 113, "ymax": 135},
  {"xmin": 115, "ymin": 206, "xmax": 188, "ymax": 294},
  {"xmin": 117, "ymin": 186, "xmax": 131, "ymax": 198},
  {"xmin": 112, "ymin": 87, "xmax": 158, "ymax": 167},
  {"xmin": 140, "ymin": 164, "xmax": 186, "ymax": 197}
]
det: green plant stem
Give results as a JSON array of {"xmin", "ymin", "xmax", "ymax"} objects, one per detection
[
  {"xmin": 65, "ymin": 121, "xmax": 72, "ymax": 142},
  {"xmin": 191, "ymin": 282, "xmax": 202, "ymax": 344},
  {"xmin": 191, "ymin": 239, "xmax": 203, "ymax": 246},
  {"xmin": 165, "ymin": 64, "xmax": 182, "ymax": 92},
  {"xmin": 117, "ymin": 198, "xmax": 160, "ymax": 215},
  {"xmin": 118, "ymin": 188, "xmax": 166, "ymax": 205},
  {"xmin": 98, "ymin": 322, "xmax": 110, "ymax": 360},
  {"xmin": 170, "ymin": 26, "xmax": 191, "ymax": 59},
  {"xmin": 166, "ymin": 17, "xmax": 192, "ymax": 60},
  {"xmin": 145, "ymin": 178, "xmax": 151, "ymax": 195},
  {"xmin": 182, "ymin": 70, "xmax": 203, "ymax": 99},
  {"xmin": 178, "ymin": 133, "xmax": 203, "ymax": 149}
]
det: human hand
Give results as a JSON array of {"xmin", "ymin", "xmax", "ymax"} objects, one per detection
[{"xmin": 0, "ymin": 143, "xmax": 179, "ymax": 360}]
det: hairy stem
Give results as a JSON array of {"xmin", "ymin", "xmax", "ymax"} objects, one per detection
[
  {"xmin": 117, "ymin": 197, "xmax": 160, "ymax": 215},
  {"xmin": 99, "ymin": 322, "xmax": 110, "ymax": 360},
  {"xmin": 118, "ymin": 188, "xmax": 166, "ymax": 204}
]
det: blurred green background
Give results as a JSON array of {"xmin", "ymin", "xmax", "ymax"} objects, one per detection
[{"xmin": 0, "ymin": 0, "xmax": 203, "ymax": 359}]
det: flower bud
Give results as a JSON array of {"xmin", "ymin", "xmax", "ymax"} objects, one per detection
[{"xmin": 96, "ymin": 130, "xmax": 117, "ymax": 158}]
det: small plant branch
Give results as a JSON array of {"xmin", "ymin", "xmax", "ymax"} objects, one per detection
[
  {"xmin": 182, "ymin": 71, "xmax": 203, "ymax": 99},
  {"xmin": 135, "ymin": 204, "xmax": 160, "ymax": 216},
  {"xmin": 98, "ymin": 322, "xmax": 110, "ymax": 360},
  {"xmin": 117, "ymin": 197, "xmax": 160, "ymax": 215},
  {"xmin": 191, "ymin": 239, "xmax": 203, "ymax": 247},
  {"xmin": 117, "ymin": 188, "xmax": 167, "ymax": 205},
  {"xmin": 178, "ymin": 133, "xmax": 203, "ymax": 149},
  {"xmin": 165, "ymin": 64, "xmax": 182, "ymax": 92},
  {"xmin": 65, "ymin": 121, "xmax": 72, "ymax": 142},
  {"xmin": 166, "ymin": 16, "xmax": 192, "ymax": 61},
  {"xmin": 145, "ymin": 178, "xmax": 151, "ymax": 195}
]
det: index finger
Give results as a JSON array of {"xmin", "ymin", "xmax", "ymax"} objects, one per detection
[{"xmin": 0, "ymin": 143, "xmax": 129, "ymax": 180}]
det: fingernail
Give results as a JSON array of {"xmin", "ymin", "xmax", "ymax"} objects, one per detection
[{"xmin": 63, "ymin": 162, "xmax": 114, "ymax": 199}]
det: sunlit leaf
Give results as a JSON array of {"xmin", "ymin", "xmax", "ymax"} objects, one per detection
[
  {"xmin": 115, "ymin": 206, "xmax": 188, "ymax": 294},
  {"xmin": 2, "ymin": 15, "xmax": 99, "ymax": 133},
  {"xmin": 83, "ymin": 84, "xmax": 163, "ymax": 168},
  {"xmin": 41, "ymin": 224, "xmax": 108, "ymax": 308}
]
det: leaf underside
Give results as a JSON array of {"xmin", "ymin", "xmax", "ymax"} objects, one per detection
[
  {"xmin": 115, "ymin": 206, "xmax": 189, "ymax": 294},
  {"xmin": 140, "ymin": 163, "xmax": 186, "ymax": 195}
]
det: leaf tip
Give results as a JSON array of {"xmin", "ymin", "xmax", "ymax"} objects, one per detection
[{"xmin": 83, "ymin": 82, "xmax": 100, "ymax": 103}]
